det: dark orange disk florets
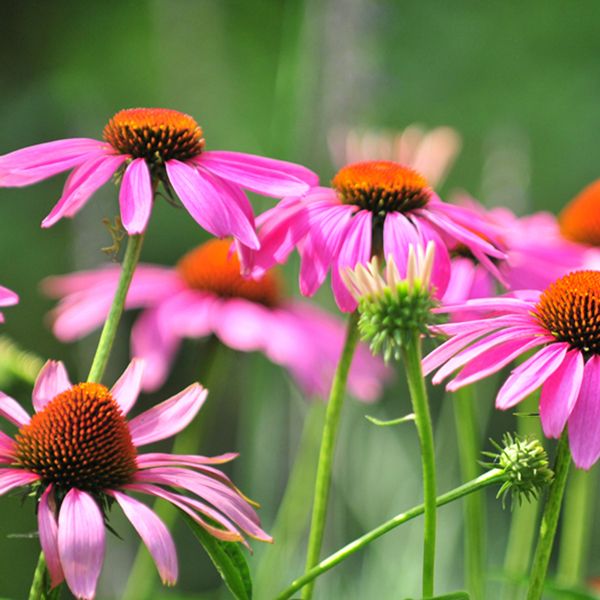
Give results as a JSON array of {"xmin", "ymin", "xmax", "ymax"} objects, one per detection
[
  {"xmin": 177, "ymin": 239, "xmax": 282, "ymax": 307},
  {"xmin": 559, "ymin": 180, "xmax": 600, "ymax": 246},
  {"xmin": 332, "ymin": 161, "xmax": 431, "ymax": 216},
  {"xmin": 103, "ymin": 108, "xmax": 205, "ymax": 162},
  {"xmin": 15, "ymin": 383, "xmax": 137, "ymax": 492},
  {"xmin": 535, "ymin": 271, "xmax": 600, "ymax": 354}
]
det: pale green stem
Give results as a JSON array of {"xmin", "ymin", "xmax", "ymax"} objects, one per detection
[
  {"xmin": 302, "ymin": 311, "xmax": 360, "ymax": 600},
  {"xmin": 276, "ymin": 470, "xmax": 504, "ymax": 600},
  {"xmin": 502, "ymin": 392, "xmax": 542, "ymax": 600},
  {"xmin": 402, "ymin": 331, "xmax": 437, "ymax": 598},
  {"xmin": 526, "ymin": 432, "xmax": 572, "ymax": 600},
  {"xmin": 453, "ymin": 385, "xmax": 485, "ymax": 600}
]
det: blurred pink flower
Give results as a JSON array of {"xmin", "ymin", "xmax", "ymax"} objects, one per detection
[
  {"xmin": 249, "ymin": 160, "xmax": 505, "ymax": 311},
  {"xmin": 0, "ymin": 108, "xmax": 317, "ymax": 260},
  {"xmin": 43, "ymin": 239, "xmax": 388, "ymax": 401},
  {"xmin": 0, "ymin": 285, "xmax": 18, "ymax": 323},
  {"xmin": 0, "ymin": 358, "xmax": 270, "ymax": 599},
  {"xmin": 424, "ymin": 270, "xmax": 600, "ymax": 469}
]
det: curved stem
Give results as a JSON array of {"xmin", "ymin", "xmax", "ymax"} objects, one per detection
[
  {"xmin": 453, "ymin": 385, "xmax": 485, "ymax": 600},
  {"xmin": 302, "ymin": 311, "xmax": 360, "ymax": 600},
  {"xmin": 402, "ymin": 331, "xmax": 437, "ymax": 598},
  {"xmin": 277, "ymin": 469, "xmax": 504, "ymax": 600},
  {"xmin": 526, "ymin": 432, "xmax": 572, "ymax": 600}
]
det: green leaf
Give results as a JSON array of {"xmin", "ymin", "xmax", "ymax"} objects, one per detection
[
  {"xmin": 365, "ymin": 413, "xmax": 415, "ymax": 426},
  {"xmin": 180, "ymin": 511, "xmax": 252, "ymax": 600}
]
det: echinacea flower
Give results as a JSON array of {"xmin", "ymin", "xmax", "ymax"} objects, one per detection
[
  {"xmin": 0, "ymin": 359, "xmax": 270, "ymax": 599},
  {"xmin": 0, "ymin": 108, "xmax": 317, "ymax": 255},
  {"xmin": 0, "ymin": 285, "xmax": 18, "ymax": 322},
  {"xmin": 423, "ymin": 270, "xmax": 600, "ymax": 469},
  {"xmin": 248, "ymin": 160, "xmax": 505, "ymax": 311},
  {"xmin": 43, "ymin": 239, "xmax": 388, "ymax": 400}
]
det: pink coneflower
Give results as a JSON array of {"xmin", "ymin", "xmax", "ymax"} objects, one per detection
[
  {"xmin": 249, "ymin": 160, "xmax": 505, "ymax": 311},
  {"xmin": 0, "ymin": 108, "xmax": 317, "ymax": 251},
  {"xmin": 0, "ymin": 359, "xmax": 270, "ymax": 599},
  {"xmin": 424, "ymin": 270, "xmax": 600, "ymax": 469},
  {"xmin": 0, "ymin": 285, "xmax": 18, "ymax": 322},
  {"xmin": 43, "ymin": 239, "xmax": 387, "ymax": 400}
]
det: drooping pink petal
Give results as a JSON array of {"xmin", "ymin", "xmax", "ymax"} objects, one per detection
[
  {"xmin": 568, "ymin": 356, "xmax": 600, "ymax": 469},
  {"xmin": 32, "ymin": 360, "xmax": 72, "ymax": 413},
  {"xmin": 42, "ymin": 154, "xmax": 127, "ymax": 228},
  {"xmin": 423, "ymin": 329, "xmax": 492, "ymax": 376},
  {"xmin": 128, "ymin": 383, "xmax": 207, "ymax": 447},
  {"xmin": 0, "ymin": 469, "xmax": 39, "ymax": 495},
  {"xmin": 136, "ymin": 452, "xmax": 238, "ymax": 469},
  {"xmin": 496, "ymin": 343, "xmax": 570, "ymax": 410},
  {"xmin": 0, "ymin": 392, "xmax": 31, "ymax": 427},
  {"xmin": 539, "ymin": 349, "xmax": 585, "ymax": 439},
  {"xmin": 214, "ymin": 299, "xmax": 272, "ymax": 352},
  {"xmin": 111, "ymin": 491, "xmax": 177, "ymax": 585},
  {"xmin": 110, "ymin": 359, "xmax": 145, "ymax": 415},
  {"xmin": 198, "ymin": 151, "xmax": 316, "ymax": 197},
  {"xmin": 436, "ymin": 296, "xmax": 537, "ymax": 316},
  {"xmin": 412, "ymin": 217, "xmax": 452, "ymax": 297},
  {"xmin": 119, "ymin": 158, "xmax": 153, "ymax": 234},
  {"xmin": 58, "ymin": 489, "xmax": 105, "ymax": 600},
  {"xmin": 38, "ymin": 485, "xmax": 64, "ymax": 588},
  {"xmin": 0, "ymin": 431, "xmax": 16, "ymax": 463},
  {"xmin": 383, "ymin": 212, "xmax": 421, "ymax": 276},
  {"xmin": 0, "ymin": 286, "xmax": 18, "ymax": 307}
]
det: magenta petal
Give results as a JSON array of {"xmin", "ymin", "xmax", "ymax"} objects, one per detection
[
  {"xmin": 540, "ymin": 350, "xmax": 584, "ymax": 438},
  {"xmin": 0, "ymin": 392, "xmax": 31, "ymax": 427},
  {"xmin": 383, "ymin": 212, "xmax": 421, "ymax": 276},
  {"xmin": 128, "ymin": 383, "xmax": 208, "ymax": 447},
  {"xmin": 496, "ymin": 343, "xmax": 569, "ymax": 410},
  {"xmin": 568, "ymin": 356, "xmax": 600, "ymax": 469},
  {"xmin": 0, "ymin": 286, "xmax": 18, "ymax": 307},
  {"xmin": 119, "ymin": 158, "xmax": 153, "ymax": 234},
  {"xmin": 111, "ymin": 491, "xmax": 178, "ymax": 585},
  {"xmin": 0, "ymin": 469, "xmax": 40, "ymax": 494},
  {"xmin": 38, "ymin": 485, "xmax": 64, "ymax": 588},
  {"xmin": 110, "ymin": 359, "xmax": 145, "ymax": 415},
  {"xmin": 0, "ymin": 431, "xmax": 16, "ymax": 462},
  {"xmin": 58, "ymin": 489, "xmax": 105, "ymax": 600},
  {"xmin": 32, "ymin": 360, "xmax": 72, "ymax": 413}
]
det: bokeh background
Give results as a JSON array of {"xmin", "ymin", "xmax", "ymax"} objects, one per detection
[{"xmin": 0, "ymin": 1, "xmax": 599, "ymax": 598}]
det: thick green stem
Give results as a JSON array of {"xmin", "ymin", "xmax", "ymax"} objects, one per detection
[
  {"xmin": 301, "ymin": 311, "xmax": 360, "ymax": 600},
  {"xmin": 453, "ymin": 385, "xmax": 485, "ymax": 600},
  {"xmin": 556, "ymin": 467, "xmax": 595, "ymax": 587},
  {"xmin": 526, "ymin": 432, "xmax": 572, "ymax": 600},
  {"xmin": 277, "ymin": 470, "xmax": 504, "ymax": 600},
  {"xmin": 402, "ymin": 331, "xmax": 437, "ymax": 598},
  {"xmin": 28, "ymin": 554, "xmax": 49, "ymax": 600},
  {"xmin": 87, "ymin": 233, "xmax": 145, "ymax": 383}
]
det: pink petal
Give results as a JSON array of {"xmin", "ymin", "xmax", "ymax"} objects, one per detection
[
  {"xmin": 540, "ymin": 349, "xmax": 585, "ymax": 438},
  {"xmin": 198, "ymin": 151, "xmax": 316, "ymax": 197},
  {"xmin": 42, "ymin": 154, "xmax": 126, "ymax": 228},
  {"xmin": 0, "ymin": 469, "xmax": 40, "ymax": 494},
  {"xmin": 0, "ymin": 285, "xmax": 18, "ymax": 307},
  {"xmin": 214, "ymin": 299, "xmax": 272, "ymax": 352},
  {"xmin": 496, "ymin": 343, "xmax": 570, "ymax": 410},
  {"xmin": 32, "ymin": 360, "xmax": 72, "ymax": 413},
  {"xmin": 128, "ymin": 384, "xmax": 207, "ymax": 447},
  {"xmin": 423, "ymin": 329, "xmax": 491, "ymax": 376},
  {"xmin": 383, "ymin": 212, "xmax": 421, "ymax": 276},
  {"xmin": 58, "ymin": 489, "xmax": 105, "ymax": 600},
  {"xmin": 0, "ymin": 431, "xmax": 16, "ymax": 462},
  {"xmin": 119, "ymin": 158, "xmax": 153, "ymax": 234},
  {"xmin": 38, "ymin": 485, "xmax": 64, "ymax": 588},
  {"xmin": 136, "ymin": 452, "xmax": 238, "ymax": 469},
  {"xmin": 568, "ymin": 356, "xmax": 600, "ymax": 469},
  {"xmin": 0, "ymin": 392, "xmax": 31, "ymax": 427},
  {"xmin": 412, "ymin": 217, "xmax": 452, "ymax": 297},
  {"xmin": 110, "ymin": 359, "xmax": 145, "ymax": 415},
  {"xmin": 111, "ymin": 491, "xmax": 177, "ymax": 585}
]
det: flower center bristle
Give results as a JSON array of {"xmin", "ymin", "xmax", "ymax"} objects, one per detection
[
  {"xmin": 332, "ymin": 161, "xmax": 431, "ymax": 217},
  {"xmin": 15, "ymin": 383, "xmax": 137, "ymax": 492},
  {"xmin": 559, "ymin": 180, "xmax": 600, "ymax": 246},
  {"xmin": 103, "ymin": 108, "xmax": 205, "ymax": 162},
  {"xmin": 535, "ymin": 271, "xmax": 600, "ymax": 354},
  {"xmin": 177, "ymin": 239, "xmax": 282, "ymax": 307}
]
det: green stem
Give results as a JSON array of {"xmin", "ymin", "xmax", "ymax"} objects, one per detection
[
  {"xmin": 87, "ymin": 233, "xmax": 145, "ymax": 383},
  {"xmin": 556, "ymin": 466, "xmax": 595, "ymax": 587},
  {"xmin": 526, "ymin": 432, "xmax": 572, "ymax": 600},
  {"xmin": 277, "ymin": 469, "xmax": 504, "ymax": 600},
  {"xmin": 28, "ymin": 554, "xmax": 48, "ymax": 600},
  {"xmin": 301, "ymin": 311, "xmax": 360, "ymax": 600},
  {"xmin": 453, "ymin": 385, "xmax": 485, "ymax": 600},
  {"xmin": 402, "ymin": 331, "xmax": 437, "ymax": 598}
]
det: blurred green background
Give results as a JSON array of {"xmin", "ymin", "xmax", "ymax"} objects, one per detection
[{"xmin": 1, "ymin": 1, "xmax": 600, "ymax": 598}]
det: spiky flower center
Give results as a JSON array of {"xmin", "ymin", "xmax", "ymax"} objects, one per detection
[
  {"xmin": 103, "ymin": 108, "xmax": 205, "ymax": 162},
  {"xmin": 559, "ymin": 180, "xmax": 600, "ymax": 246},
  {"xmin": 15, "ymin": 383, "xmax": 137, "ymax": 492},
  {"xmin": 332, "ymin": 161, "xmax": 431, "ymax": 218},
  {"xmin": 535, "ymin": 271, "xmax": 600, "ymax": 354},
  {"xmin": 177, "ymin": 239, "xmax": 282, "ymax": 307}
]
